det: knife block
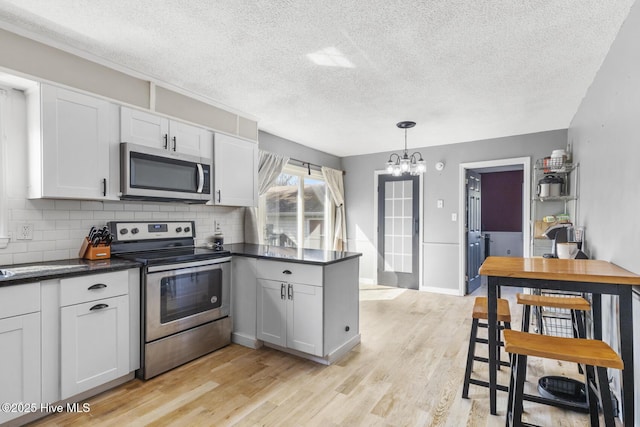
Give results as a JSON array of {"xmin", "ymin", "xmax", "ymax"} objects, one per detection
[{"xmin": 79, "ymin": 237, "xmax": 111, "ymax": 260}]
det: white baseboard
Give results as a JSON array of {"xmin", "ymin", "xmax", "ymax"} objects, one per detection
[
  {"xmin": 263, "ymin": 334, "xmax": 360, "ymax": 365},
  {"xmin": 231, "ymin": 332, "xmax": 261, "ymax": 349},
  {"xmin": 420, "ymin": 286, "xmax": 463, "ymax": 296}
]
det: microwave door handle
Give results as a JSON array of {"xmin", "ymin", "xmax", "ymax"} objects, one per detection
[{"xmin": 196, "ymin": 163, "xmax": 205, "ymax": 193}]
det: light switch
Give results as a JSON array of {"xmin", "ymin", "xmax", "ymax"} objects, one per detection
[
  {"xmin": 451, "ymin": 213, "xmax": 457, "ymax": 221},
  {"xmin": 437, "ymin": 199, "xmax": 444, "ymax": 208}
]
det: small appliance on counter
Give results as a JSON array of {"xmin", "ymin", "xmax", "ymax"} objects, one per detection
[{"xmin": 543, "ymin": 224, "xmax": 588, "ymax": 259}]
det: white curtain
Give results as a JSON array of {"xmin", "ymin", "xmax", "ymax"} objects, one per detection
[
  {"xmin": 244, "ymin": 150, "xmax": 289, "ymax": 244},
  {"xmin": 321, "ymin": 166, "xmax": 347, "ymax": 251}
]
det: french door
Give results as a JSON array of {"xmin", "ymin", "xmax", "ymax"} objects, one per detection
[{"xmin": 377, "ymin": 175, "xmax": 419, "ymax": 289}]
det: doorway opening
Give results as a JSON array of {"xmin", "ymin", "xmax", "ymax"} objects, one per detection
[{"xmin": 458, "ymin": 157, "xmax": 531, "ymax": 296}]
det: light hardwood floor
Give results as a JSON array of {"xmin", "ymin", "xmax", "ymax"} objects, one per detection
[{"xmin": 28, "ymin": 286, "xmax": 598, "ymax": 426}]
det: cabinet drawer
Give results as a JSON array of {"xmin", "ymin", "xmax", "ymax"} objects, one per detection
[
  {"xmin": 60, "ymin": 271, "xmax": 128, "ymax": 307},
  {"xmin": 256, "ymin": 260, "xmax": 322, "ymax": 286},
  {"xmin": 0, "ymin": 282, "xmax": 40, "ymax": 319}
]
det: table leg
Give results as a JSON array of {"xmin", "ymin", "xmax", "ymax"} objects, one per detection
[
  {"xmin": 592, "ymin": 293, "xmax": 602, "ymax": 340},
  {"xmin": 619, "ymin": 289, "xmax": 634, "ymax": 425},
  {"xmin": 487, "ymin": 276, "xmax": 499, "ymax": 415}
]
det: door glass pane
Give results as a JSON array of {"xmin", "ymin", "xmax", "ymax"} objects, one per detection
[
  {"xmin": 264, "ymin": 174, "xmax": 299, "ymax": 247},
  {"xmin": 303, "ymin": 177, "xmax": 326, "ymax": 249},
  {"xmin": 384, "ymin": 180, "xmax": 413, "ymax": 273}
]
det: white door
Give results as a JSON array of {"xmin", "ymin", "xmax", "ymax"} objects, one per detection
[
  {"xmin": 120, "ymin": 107, "xmax": 169, "ymax": 149},
  {"xmin": 169, "ymin": 121, "xmax": 212, "ymax": 158},
  {"xmin": 42, "ymin": 85, "xmax": 110, "ymax": 199},
  {"xmin": 214, "ymin": 133, "xmax": 258, "ymax": 206},
  {"xmin": 256, "ymin": 279, "xmax": 287, "ymax": 347},
  {"xmin": 287, "ymin": 282, "xmax": 323, "ymax": 356},
  {"xmin": 0, "ymin": 313, "xmax": 41, "ymax": 424},
  {"xmin": 60, "ymin": 295, "xmax": 129, "ymax": 399}
]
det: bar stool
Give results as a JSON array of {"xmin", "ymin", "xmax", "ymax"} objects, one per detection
[
  {"xmin": 504, "ymin": 330, "xmax": 622, "ymax": 427},
  {"xmin": 462, "ymin": 297, "xmax": 512, "ymax": 398},
  {"xmin": 517, "ymin": 293, "xmax": 590, "ymax": 338}
]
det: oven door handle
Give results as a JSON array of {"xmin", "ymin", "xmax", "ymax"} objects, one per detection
[{"xmin": 146, "ymin": 257, "xmax": 232, "ymax": 273}]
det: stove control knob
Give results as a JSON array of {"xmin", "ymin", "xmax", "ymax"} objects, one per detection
[
  {"xmin": 131, "ymin": 228, "xmax": 139, "ymax": 234},
  {"xmin": 184, "ymin": 227, "xmax": 191, "ymax": 233},
  {"xmin": 120, "ymin": 228, "xmax": 128, "ymax": 235},
  {"xmin": 175, "ymin": 227, "xmax": 182, "ymax": 233}
]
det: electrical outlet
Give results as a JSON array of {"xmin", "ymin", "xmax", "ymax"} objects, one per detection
[
  {"xmin": 17, "ymin": 223, "xmax": 34, "ymax": 240},
  {"xmin": 437, "ymin": 199, "xmax": 444, "ymax": 208}
]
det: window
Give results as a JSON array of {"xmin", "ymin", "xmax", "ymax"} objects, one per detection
[{"xmin": 259, "ymin": 164, "xmax": 333, "ymax": 250}]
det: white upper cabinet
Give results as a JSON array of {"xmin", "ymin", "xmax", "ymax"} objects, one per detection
[
  {"xmin": 27, "ymin": 84, "xmax": 115, "ymax": 200},
  {"xmin": 213, "ymin": 133, "xmax": 258, "ymax": 206},
  {"xmin": 120, "ymin": 107, "xmax": 212, "ymax": 159}
]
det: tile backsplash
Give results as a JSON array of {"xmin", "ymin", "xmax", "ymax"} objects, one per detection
[{"xmin": 0, "ymin": 197, "xmax": 244, "ymax": 266}]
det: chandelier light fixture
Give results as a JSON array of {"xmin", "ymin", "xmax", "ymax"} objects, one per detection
[{"xmin": 385, "ymin": 121, "xmax": 426, "ymax": 176}]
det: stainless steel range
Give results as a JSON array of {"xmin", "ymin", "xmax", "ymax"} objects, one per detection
[{"xmin": 108, "ymin": 220, "xmax": 231, "ymax": 380}]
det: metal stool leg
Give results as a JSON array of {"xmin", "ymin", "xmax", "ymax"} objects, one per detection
[
  {"xmin": 596, "ymin": 366, "xmax": 615, "ymax": 427},
  {"xmin": 462, "ymin": 318, "xmax": 479, "ymax": 398}
]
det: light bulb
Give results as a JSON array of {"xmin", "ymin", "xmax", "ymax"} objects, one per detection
[
  {"xmin": 416, "ymin": 159, "xmax": 426, "ymax": 173},
  {"xmin": 386, "ymin": 161, "xmax": 394, "ymax": 174},
  {"xmin": 392, "ymin": 165, "xmax": 401, "ymax": 176},
  {"xmin": 400, "ymin": 158, "xmax": 410, "ymax": 172}
]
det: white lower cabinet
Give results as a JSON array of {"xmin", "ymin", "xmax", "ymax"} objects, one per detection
[
  {"xmin": 59, "ymin": 271, "xmax": 131, "ymax": 400},
  {"xmin": 0, "ymin": 282, "xmax": 41, "ymax": 425},
  {"xmin": 256, "ymin": 265, "xmax": 324, "ymax": 357},
  {"xmin": 60, "ymin": 294, "xmax": 129, "ymax": 399},
  {"xmin": 0, "ymin": 312, "xmax": 41, "ymax": 424}
]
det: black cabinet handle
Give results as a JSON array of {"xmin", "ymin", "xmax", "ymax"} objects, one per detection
[
  {"xmin": 102, "ymin": 178, "xmax": 107, "ymax": 197},
  {"xmin": 287, "ymin": 283, "xmax": 293, "ymax": 300},
  {"xmin": 345, "ymin": 326, "xmax": 350, "ymax": 332},
  {"xmin": 163, "ymin": 134, "xmax": 168, "ymax": 149},
  {"xmin": 90, "ymin": 303, "xmax": 109, "ymax": 311},
  {"xmin": 88, "ymin": 283, "xmax": 107, "ymax": 290},
  {"xmin": 172, "ymin": 136, "xmax": 177, "ymax": 151},
  {"xmin": 280, "ymin": 283, "xmax": 285, "ymax": 300},
  {"xmin": 217, "ymin": 190, "xmax": 221, "ymax": 203},
  {"xmin": 282, "ymin": 270, "xmax": 292, "ymax": 275}
]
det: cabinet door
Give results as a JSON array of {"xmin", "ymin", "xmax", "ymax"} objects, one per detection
[
  {"xmin": 287, "ymin": 283, "xmax": 323, "ymax": 356},
  {"xmin": 213, "ymin": 133, "xmax": 258, "ymax": 206},
  {"xmin": 256, "ymin": 279, "xmax": 287, "ymax": 347},
  {"xmin": 0, "ymin": 313, "xmax": 41, "ymax": 424},
  {"xmin": 41, "ymin": 85, "xmax": 110, "ymax": 199},
  {"xmin": 169, "ymin": 120, "xmax": 213, "ymax": 158},
  {"xmin": 60, "ymin": 295, "xmax": 129, "ymax": 399},
  {"xmin": 120, "ymin": 106, "xmax": 169, "ymax": 149}
]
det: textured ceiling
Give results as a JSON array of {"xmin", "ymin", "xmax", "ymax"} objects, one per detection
[{"xmin": 0, "ymin": 1, "xmax": 635, "ymax": 157}]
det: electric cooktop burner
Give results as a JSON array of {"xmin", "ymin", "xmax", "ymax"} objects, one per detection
[{"xmin": 115, "ymin": 247, "xmax": 231, "ymax": 265}]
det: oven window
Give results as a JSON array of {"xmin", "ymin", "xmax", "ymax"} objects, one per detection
[{"xmin": 160, "ymin": 269, "xmax": 222, "ymax": 323}]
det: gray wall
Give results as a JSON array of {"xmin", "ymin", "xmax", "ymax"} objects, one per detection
[
  {"xmin": 569, "ymin": 1, "xmax": 640, "ymax": 274},
  {"xmin": 567, "ymin": 2, "xmax": 639, "ymax": 417},
  {"xmin": 342, "ymin": 129, "xmax": 567, "ymax": 289},
  {"xmin": 259, "ymin": 131, "xmax": 342, "ymax": 170}
]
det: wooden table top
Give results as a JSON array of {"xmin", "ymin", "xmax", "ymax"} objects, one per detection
[{"xmin": 479, "ymin": 256, "xmax": 640, "ymax": 285}]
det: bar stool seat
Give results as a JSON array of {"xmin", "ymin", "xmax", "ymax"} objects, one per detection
[
  {"xmin": 504, "ymin": 330, "xmax": 623, "ymax": 426},
  {"xmin": 462, "ymin": 297, "xmax": 512, "ymax": 398}
]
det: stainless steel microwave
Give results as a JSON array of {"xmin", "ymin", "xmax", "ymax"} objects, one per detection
[{"xmin": 120, "ymin": 143, "xmax": 211, "ymax": 203}]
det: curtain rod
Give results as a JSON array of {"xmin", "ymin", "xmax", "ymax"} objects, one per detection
[{"xmin": 289, "ymin": 158, "xmax": 346, "ymax": 175}]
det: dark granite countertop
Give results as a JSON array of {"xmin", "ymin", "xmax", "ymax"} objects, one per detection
[
  {"xmin": 225, "ymin": 243, "xmax": 362, "ymax": 266},
  {"xmin": 0, "ymin": 258, "xmax": 142, "ymax": 287}
]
